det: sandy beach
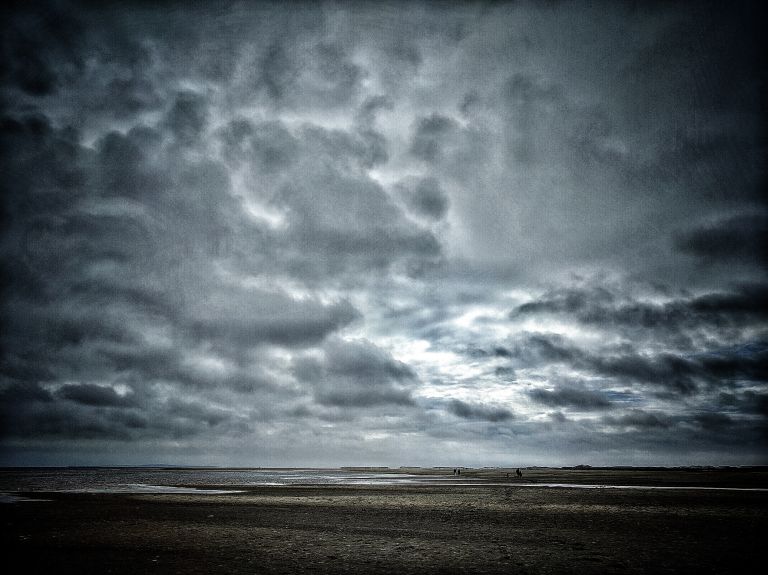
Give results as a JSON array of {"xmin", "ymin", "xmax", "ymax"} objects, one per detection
[{"xmin": 2, "ymin": 468, "xmax": 766, "ymax": 574}]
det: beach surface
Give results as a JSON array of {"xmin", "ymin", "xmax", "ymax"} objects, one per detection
[{"xmin": 2, "ymin": 468, "xmax": 765, "ymax": 574}]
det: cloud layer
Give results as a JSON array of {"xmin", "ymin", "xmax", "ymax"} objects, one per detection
[{"xmin": 1, "ymin": 1, "xmax": 765, "ymax": 466}]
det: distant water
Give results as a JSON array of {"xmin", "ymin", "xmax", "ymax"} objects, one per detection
[
  {"xmin": 1, "ymin": 468, "xmax": 766, "ymax": 494},
  {"xmin": 0, "ymin": 468, "xmax": 456, "ymax": 492}
]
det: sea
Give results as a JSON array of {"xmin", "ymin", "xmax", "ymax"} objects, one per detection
[
  {"xmin": 0, "ymin": 467, "xmax": 459, "ymax": 493},
  {"xmin": 2, "ymin": 468, "xmax": 766, "ymax": 495}
]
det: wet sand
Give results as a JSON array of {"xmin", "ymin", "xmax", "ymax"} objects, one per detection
[{"xmin": 2, "ymin": 471, "xmax": 766, "ymax": 574}]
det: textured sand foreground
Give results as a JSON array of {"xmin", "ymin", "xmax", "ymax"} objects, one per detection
[{"xmin": 2, "ymin": 472, "xmax": 766, "ymax": 574}]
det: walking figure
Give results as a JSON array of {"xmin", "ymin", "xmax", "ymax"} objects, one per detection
[{"xmin": 515, "ymin": 468, "xmax": 522, "ymax": 478}]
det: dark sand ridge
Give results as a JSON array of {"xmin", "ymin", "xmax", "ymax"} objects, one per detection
[{"xmin": 2, "ymin": 468, "xmax": 766, "ymax": 574}]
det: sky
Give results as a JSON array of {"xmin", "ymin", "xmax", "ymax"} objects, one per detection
[{"xmin": 1, "ymin": 0, "xmax": 766, "ymax": 467}]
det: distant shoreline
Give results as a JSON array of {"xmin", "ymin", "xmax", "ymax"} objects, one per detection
[{"xmin": 1, "ymin": 466, "xmax": 766, "ymax": 491}]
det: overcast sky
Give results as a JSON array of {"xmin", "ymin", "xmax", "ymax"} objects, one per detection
[{"xmin": 1, "ymin": 1, "xmax": 765, "ymax": 467}]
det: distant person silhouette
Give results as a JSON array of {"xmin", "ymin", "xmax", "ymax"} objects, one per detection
[{"xmin": 516, "ymin": 468, "xmax": 522, "ymax": 478}]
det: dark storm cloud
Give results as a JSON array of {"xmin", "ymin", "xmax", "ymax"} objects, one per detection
[
  {"xmin": 5, "ymin": 404, "xmax": 143, "ymax": 441},
  {"xmin": 528, "ymin": 386, "xmax": 611, "ymax": 410},
  {"xmin": 410, "ymin": 114, "xmax": 457, "ymax": 163},
  {"xmin": 612, "ymin": 4, "xmax": 765, "ymax": 208},
  {"xmin": 0, "ymin": 3, "xmax": 85, "ymax": 96},
  {"xmin": 588, "ymin": 353, "xmax": 704, "ymax": 395},
  {"xmin": 447, "ymin": 400, "xmax": 514, "ymax": 422},
  {"xmin": 511, "ymin": 283, "xmax": 768, "ymax": 341},
  {"xmin": 601, "ymin": 409, "xmax": 673, "ymax": 430},
  {"xmin": 0, "ymin": 382, "xmax": 53, "ymax": 404},
  {"xmin": 255, "ymin": 40, "xmax": 361, "ymax": 109},
  {"xmin": 504, "ymin": 334, "xmax": 580, "ymax": 365},
  {"xmin": 674, "ymin": 214, "xmax": 768, "ymax": 266},
  {"xmin": 694, "ymin": 412, "xmax": 733, "ymax": 431},
  {"xmin": 503, "ymin": 333, "xmax": 767, "ymax": 395},
  {"xmin": 2, "ymin": 395, "xmax": 248, "ymax": 442},
  {"xmin": 184, "ymin": 293, "xmax": 360, "ymax": 348},
  {"xmin": 164, "ymin": 397, "xmax": 239, "ymax": 430},
  {"xmin": 58, "ymin": 383, "xmax": 138, "ymax": 407},
  {"xmin": 395, "ymin": 177, "xmax": 449, "ymax": 220},
  {"xmin": 718, "ymin": 390, "xmax": 768, "ymax": 417},
  {"xmin": 97, "ymin": 74, "xmax": 164, "ymax": 119},
  {"xmin": 294, "ymin": 339, "xmax": 418, "ymax": 408},
  {"xmin": 257, "ymin": 43, "xmax": 294, "ymax": 102},
  {"xmin": 164, "ymin": 91, "xmax": 208, "ymax": 145},
  {"xmin": 219, "ymin": 119, "xmax": 299, "ymax": 173}
]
